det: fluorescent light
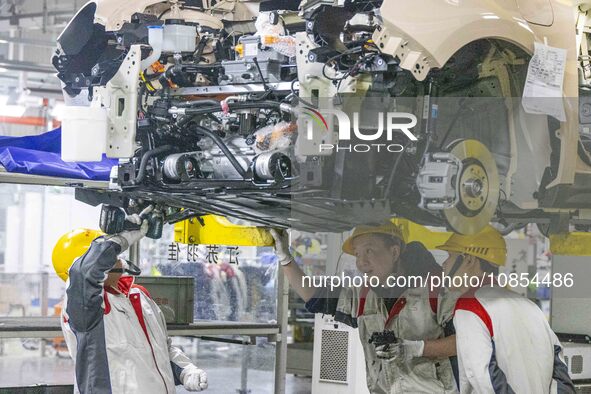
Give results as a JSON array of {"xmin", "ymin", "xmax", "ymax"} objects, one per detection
[
  {"xmin": 0, "ymin": 95, "xmax": 25, "ymax": 117},
  {"xmin": 0, "ymin": 104, "xmax": 26, "ymax": 117},
  {"xmin": 0, "ymin": 68, "xmax": 8, "ymax": 73}
]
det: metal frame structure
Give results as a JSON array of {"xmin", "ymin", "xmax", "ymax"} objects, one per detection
[
  {"xmin": 0, "ymin": 317, "xmax": 281, "ymax": 339},
  {"xmin": 275, "ymin": 271, "xmax": 289, "ymax": 394},
  {"xmin": 0, "ymin": 171, "xmax": 291, "ymax": 392},
  {"xmin": 0, "ymin": 169, "xmax": 109, "ymax": 189},
  {"xmin": 0, "ymin": 296, "xmax": 290, "ymax": 393}
]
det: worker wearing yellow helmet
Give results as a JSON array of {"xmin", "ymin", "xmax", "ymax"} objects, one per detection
[
  {"xmin": 436, "ymin": 226, "xmax": 574, "ymax": 393},
  {"xmin": 52, "ymin": 210, "xmax": 209, "ymax": 394},
  {"xmin": 52, "ymin": 228, "xmax": 105, "ymax": 282},
  {"xmin": 271, "ymin": 222, "xmax": 458, "ymax": 394},
  {"xmin": 438, "ymin": 225, "xmax": 507, "ymax": 291}
]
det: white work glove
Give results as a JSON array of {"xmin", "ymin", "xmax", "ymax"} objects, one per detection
[
  {"xmin": 270, "ymin": 229, "xmax": 294, "ymax": 266},
  {"xmin": 181, "ymin": 365, "xmax": 208, "ymax": 391},
  {"xmin": 125, "ymin": 213, "xmax": 142, "ymax": 225},
  {"xmin": 125, "ymin": 205, "xmax": 154, "ymax": 225},
  {"xmin": 108, "ymin": 206, "xmax": 152, "ymax": 252},
  {"xmin": 375, "ymin": 339, "xmax": 425, "ymax": 362},
  {"xmin": 118, "ymin": 219, "xmax": 149, "ymax": 246}
]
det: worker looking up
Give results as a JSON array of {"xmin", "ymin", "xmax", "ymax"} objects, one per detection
[
  {"xmin": 271, "ymin": 223, "xmax": 458, "ymax": 393},
  {"xmin": 52, "ymin": 219, "xmax": 208, "ymax": 394},
  {"xmin": 437, "ymin": 226, "xmax": 575, "ymax": 394}
]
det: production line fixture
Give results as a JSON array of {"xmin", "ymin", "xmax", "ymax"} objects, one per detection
[{"xmin": 53, "ymin": 0, "xmax": 591, "ymax": 236}]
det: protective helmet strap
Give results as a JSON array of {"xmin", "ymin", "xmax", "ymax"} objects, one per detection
[{"xmin": 447, "ymin": 254, "xmax": 465, "ymax": 277}]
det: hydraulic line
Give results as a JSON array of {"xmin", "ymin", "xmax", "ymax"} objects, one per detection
[
  {"xmin": 171, "ymin": 99, "xmax": 220, "ymax": 108},
  {"xmin": 176, "ymin": 101, "xmax": 288, "ymax": 115},
  {"xmin": 133, "ymin": 145, "xmax": 174, "ymax": 184},
  {"xmin": 171, "ymin": 101, "xmax": 293, "ymax": 130}
]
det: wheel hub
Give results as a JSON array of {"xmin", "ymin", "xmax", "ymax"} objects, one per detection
[{"xmin": 442, "ymin": 139, "xmax": 499, "ymax": 235}]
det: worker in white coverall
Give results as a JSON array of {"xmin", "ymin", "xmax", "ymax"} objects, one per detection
[
  {"xmin": 436, "ymin": 225, "xmax": 575, "ymax": 394},
  {"xmin": 271, "ymin": 222, "xmax": 458, "ymax": 393},
  {"xmin": 52, "ymin": 219, "xmax": 208, "ymax": 393}
]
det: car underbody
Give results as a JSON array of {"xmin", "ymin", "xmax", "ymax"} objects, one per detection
[{"xmin": 54, "ymin": 0, "xmax": 591, "ymax": 236}]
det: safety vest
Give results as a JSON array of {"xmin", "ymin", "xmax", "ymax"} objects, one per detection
[
  {"xmin": 336, "ymin": 285, "xmax": 458, "ymax": 393},
  {"xmin": 453, "ymin": 285, "xmax": 574, "ymax": 393}
]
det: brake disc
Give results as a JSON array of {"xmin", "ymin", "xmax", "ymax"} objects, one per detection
[{"xmin": 443, "ymin": 139, "xmax": 499, "ymax": 235}]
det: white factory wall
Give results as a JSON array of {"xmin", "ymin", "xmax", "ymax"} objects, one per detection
[{"xmin": 3, "ymin": 186, "xmax": 100, "ymax": 275}]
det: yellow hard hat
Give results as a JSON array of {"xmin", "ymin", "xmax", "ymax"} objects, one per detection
[
  {"xmin": 342, "ymin": 222, "xmax": 404, "ymax": 255},
  {"xmin": 52, "ymin": 229, "xmax": 105, "ymax": 281},
  {"xmin": 436, "ymin": 225, "xmax": 507, "ymax": 266}
]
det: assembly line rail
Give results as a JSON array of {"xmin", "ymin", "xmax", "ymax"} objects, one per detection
[
  {"xmin": 0, "ymin": 317, "xmax": 280, "ymax": 340},
  {"xmin": 0, "ymin": 168, "xmax": 109, "ymax": 188}
]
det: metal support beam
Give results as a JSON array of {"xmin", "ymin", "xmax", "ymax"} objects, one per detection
[
  {"xmin": 239, "ymin": 342, "xmax": 250, "ymax": 394},
  {"xmin": 174, "ymin": 215, "xmax": 275, "ymax": 246},
  {"xmin": 0, "ymin": 168, "xmax": 109, "ymax": 188},
  {"xmin": 0, "ymin": 10, "xmax": 73, "ymax": 22},
  {"xmin": 274, "ymin": 268, "xmax": 289, "ymax": 393},
  {"xmin": 0, "ymin": 35, "xmax": 57, "ymax": 47},
  {"xmin": 42, "ymin": 0, "xmax": 49, "ymax": 33},
  {"xmin": 0, "ymin": 317, "xmax": 281, "ymax": 338},
  {"xmin": 28, "ymin": 88, "xmax": 65, "ymax": 99},
  {"xmin": 0, "ymin": 59, "xmax": 55, "ymax": 74},
  {"xmin": 129, "ymin": 241, "xmax": 140, "ymax": 265},
  {"xmin": 550, "ymin": 232, "xmax": 591, "ymax": 255}
]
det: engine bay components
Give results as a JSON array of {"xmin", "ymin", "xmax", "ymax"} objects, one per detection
[
  {"xmin": 52, "ymin": 0, "xmax": 591, "ymax": 235},
  {"xmin": 60, "ymin": 105, "xmax": 108, "ymax": 162},
  {"xmin": 161, "ymin": 20, "xmax": 197, "ymax": 53},
  {"xmin": 220, "ymin": 35, "xmax": 294, "ymax": 85},
  {"xmin": 163, "ymin": 153, "xmax": 201, "ymax": 181},
  {"xmin": 253, "ymin": 151, "xmax": 292, "ymax": 181}
]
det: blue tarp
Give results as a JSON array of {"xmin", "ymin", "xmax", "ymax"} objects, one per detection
[{"xmin": 0, "ymin": 128, "xmax": 117, "ymax": 181}]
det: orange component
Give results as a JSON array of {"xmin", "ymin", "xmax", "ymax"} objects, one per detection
[
  {"xmin": 0, "ymin": 116, "xmax": 48, "ymax": 127},
  {"xmin": 151, "ymin": 61, "xmax": 166, "ymax": 74},
  {"xmin": 262, "ymin": 35, "xmax": 279, "ymax": 45},
  {"xmin": 0, "ymin": 116, "xmax": 61, "ymax": 128}
]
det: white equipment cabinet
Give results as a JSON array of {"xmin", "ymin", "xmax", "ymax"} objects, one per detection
[
  {"xmin": 311, "ymin": 313, "xmax": 370, "ymax": 394},
  {"xmin": 551, "ymin": 254, "xmax": 591, "ymax": 388}
]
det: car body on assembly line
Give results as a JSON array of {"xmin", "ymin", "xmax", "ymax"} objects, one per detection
[{"xmin": 54, "ymin": 0, "xmax": 591, "ymax": 236}]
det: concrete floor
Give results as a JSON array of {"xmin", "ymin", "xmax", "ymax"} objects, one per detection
[{"xmin": 0, "ymin": 340, "xmax": 312, "ymax": 393}]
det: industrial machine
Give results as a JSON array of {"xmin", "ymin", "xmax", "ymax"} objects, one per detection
[
  {"xmin": 311, "ymin": 313, "xmax": 369, "ymax": 394},
  {"xmin": 551, "ymin": 253, "xmax": 591, "ymax": 390},
  {"xmin": 561, "ymin": 341, "xmax": 591, "ymax": 382},
  {"xmin": 53, "ymin": 0, "xmax": 591, "ymax": 235}
]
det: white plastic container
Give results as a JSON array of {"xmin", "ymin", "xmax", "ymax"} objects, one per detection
[
  {"xmin": 61, "ymin": 106, "xmax": 108, "ymax": 162},
  {"xmin": 141, "ymin": 26, "xmax": 164, "ymax": 71},
  {"xmin": 162, "ymin": 24, "xmax": 197, "ymax": 53}
]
